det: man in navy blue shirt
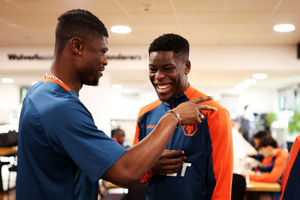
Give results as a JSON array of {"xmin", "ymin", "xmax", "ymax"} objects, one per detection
[{"xmin": 16, "ymin": 9, "xmax": 216, "ymax": 200}]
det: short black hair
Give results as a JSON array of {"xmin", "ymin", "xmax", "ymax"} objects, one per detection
[
  {"xmin": 55, "ymin": 9, "xmax": 108, "ymax": 54},
  {"xmin": 258, "ymin": 136, "xmax": 278, "ymax": 149},
  {"xmin": 111, "ymin": 128, "xmax": 124, "ymax": 138},
  {"xmin": 254, "ymin": 130, "xmax": 270, "ymax": 139},
  {"xmin": 148, "ymin": 33, "xmax": 189, "ymax": 60}
]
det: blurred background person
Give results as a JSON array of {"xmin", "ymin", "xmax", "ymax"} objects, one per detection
[
  {"xmin": 239, "ymin": 104, "xmax": 255, "ymax": 142},
  {"xmin": 249, "ymin": 136, "xmax": 289, "ymax": 200},
  {"xmin": 111, "ymin": 128, "xmax": 130, "ymax": 149},
  {"xmin": 111, "ymin": 128, "xmax": 125, "ymax": 146},
  {"xmin": 248, "ymin": 130, "xmax": 271, "ymax": 162}
]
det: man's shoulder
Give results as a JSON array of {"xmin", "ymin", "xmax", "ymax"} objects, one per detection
[
  {"xmin": 138, "ymin": 99, "xmax": 162, "ymax": 118},
  {"xmin": 30, "ymin": 81, "xmax": 72, "ymax": 100},
  {"xmin": 27, "ymin": 82, "xmax": 82, "ymax": 116},
  {"xmin": 186, "ymin": 86, "xmax": 226, "ymax": 111}
]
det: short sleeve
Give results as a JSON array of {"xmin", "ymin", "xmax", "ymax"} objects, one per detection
[{"xmin": 42, "ymin": 98, "xmax": 126, "ymax": 182}]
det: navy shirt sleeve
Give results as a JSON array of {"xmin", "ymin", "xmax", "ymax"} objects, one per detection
[{"xmin": 41, "ymin": 98, "xmax": 126, "ymax": 182}]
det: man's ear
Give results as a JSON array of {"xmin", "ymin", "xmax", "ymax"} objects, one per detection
[
  {"xmin": 184, "ymin": 60, "xmax": 191, "ymax": 74},
  {"xmin": 71, "ymin": 37, "xmax": 83, "ymax": 56}
]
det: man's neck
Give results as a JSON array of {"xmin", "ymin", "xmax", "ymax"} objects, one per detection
[
  {"xmin": 50, "ymin": 59, "xmax": 82, "ymax": 93},
  {"xmin": 165, "ymin": 83, "xmax": 190, "ymax": 103}
]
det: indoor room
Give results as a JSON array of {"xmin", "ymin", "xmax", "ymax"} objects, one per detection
[{"xmin": 0, "ymin": 0, "xmax": 300, "ymax": 200}]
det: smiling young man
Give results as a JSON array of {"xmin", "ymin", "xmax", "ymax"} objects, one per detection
[
  {"xmin": 16, "ymin": 10, "xmax": 217, "ymax": 200},
  {"xmin": 133, "ymin": 33, "xmax": 233, "ymax": 200}
]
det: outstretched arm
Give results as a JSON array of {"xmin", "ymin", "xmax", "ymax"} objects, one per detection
[{"xmin": 102, "ymin": 96, "xmax": 216, "ymax": 187}]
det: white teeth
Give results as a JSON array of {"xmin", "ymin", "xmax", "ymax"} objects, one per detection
[{"xmin": 157, "ymin": 84, "xmax": 171, "ymax": 90}]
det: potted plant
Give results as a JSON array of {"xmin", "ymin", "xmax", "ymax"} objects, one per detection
[
  {"xmin": 266, "ymin": 112, "xmax": 278, "ymax": 130},
  {"xmin": 288, "ymin": 110, "xmax": 300, "ymax": 134}
]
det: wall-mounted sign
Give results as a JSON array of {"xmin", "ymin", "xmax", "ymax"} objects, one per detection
[
  {"xmin": 7, "ymin": 53, "xmax": 144, "ymax": 61},
  {"xmin": 107, "ymin": 54, "xmax": 142, "ymax": 60},
  {"xmin": 8, "ymin": 54, "xmax": 53, "ymax": 60}
]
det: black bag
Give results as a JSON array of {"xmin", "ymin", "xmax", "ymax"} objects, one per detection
[{"xmin": 0, "ymin": 130, "xmax": 18, "ymax": 147}]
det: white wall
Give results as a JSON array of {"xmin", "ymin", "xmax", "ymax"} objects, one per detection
[
  {"xmin": 0, "ymin": 84, "xmax": 20, "ymax": 126},
  {"xmin": 0, "ymin": 45, "xmax": 299, "ymax": 134},
  {"xmin": 1, "ymin": 45, "xmax": 300, "ymax": 71},
  {"xmin": 238, "ymin": 88, "xmax": 278, "ymax": 114},
  {"xmin": 189, "ymin": 45, "xmax": 300, "ymax": 70},
  {"xmin": 79, "ymin": 73, "xmax": 112, "ymax": 135}
]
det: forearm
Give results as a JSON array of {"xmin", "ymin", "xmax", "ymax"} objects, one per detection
[
  {"xmin": 250, "ymin": 159, "xmax": 286, "ymax": 183},
  {"xmin": 103, "ymin": 113, "xmax": 178, "ymax": 187},
  {"xmin": 250, "ymin": 173, "xmax": 278, "ymax": 182},
  {"xmin": 103, "ymin": 96, "xmax": 216, "ymax": 187}
]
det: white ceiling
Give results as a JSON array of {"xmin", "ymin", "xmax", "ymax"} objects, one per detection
[
  {"xmin": 1, "ymin": 0, "xmax": 300, "ymax": 46},
  {"xmin": 1, "ymin": 0, "xmax": 300, "ymax": 93}
]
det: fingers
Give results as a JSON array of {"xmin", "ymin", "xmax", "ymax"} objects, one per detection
[
  {"xmin": 191, "ymin": 96, "xmax": 217, "ymax": 111},
  {"xmin": 191, "ymin": 96, "xmax": 213, "ymax": 104},
  {"xmin": 197, "ymin": 104, "xmax": 217, "ymax": 111},
  {"xmin": 159, "ymin": 157, "xmax": 186, "ymax": 174},
  {"xmin": 162, "ymin": 164, "xmax": 183, "ymax": 174},
  {"xmin": 161, "ymin": 150, "xmax": 184, "ymax": 158},
  {"xmin": 153, "ymin": 151, "xmax": 187, "ymax": 175},
  {"xmin": 161, "ymin": 155, "xmax": 186, "ymax": 165}
]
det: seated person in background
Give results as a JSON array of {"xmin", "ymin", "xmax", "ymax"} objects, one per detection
[
  {"xmin": 248, "ymin": 130, "xmax": 271, "ymax": 162},
  {"xmin": 250, "ymin": 136, "xmax": 288, "ymax": 200},
  {"xmin": 250, "ymin": 136, "xmax": 288, "ymax": 182},
  {"xmin": 111, "ymin": 128, "xmax": 125, "ymax": 146}
]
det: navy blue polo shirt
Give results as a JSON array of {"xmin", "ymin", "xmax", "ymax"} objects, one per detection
[{"xmin": 16, "ymin": 79, "xmax": 126, "ymax": 200}]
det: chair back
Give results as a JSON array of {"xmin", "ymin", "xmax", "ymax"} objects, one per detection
[
  {"xmin": 280, "ymin": 135, "xmax": 300, "ymax": 200},
  {"xmin": 231, "ymin": 173, "xmax": 246, "ymax": 200}
]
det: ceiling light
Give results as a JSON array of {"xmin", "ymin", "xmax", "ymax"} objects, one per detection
[
  {"xmin": 1, "ymin": 78, "xmax": 14, "ymax": 84},
  {"xmin": 111, "ymin": 25, "xmax": 132, "ymax": 34},
  {"xmin": 252, "ymin": 73, "xmax": 268, "ymax": 80},
  {"xmin": 273, "ymin": 24, "xmax": 295, "ymax": 32}
]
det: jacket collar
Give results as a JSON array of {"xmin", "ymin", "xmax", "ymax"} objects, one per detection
[{"xmin": 162, "ymin": 85, "xmax": 193, "ymax": 108}]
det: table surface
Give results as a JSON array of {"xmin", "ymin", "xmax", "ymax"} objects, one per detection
[
  {"xmin": 246, "ymin": 181, "xmax": 281, "ymax": 192},
  {"xmin": 0, "ymin": 146, "xmax": 18, "ymax": 156}
]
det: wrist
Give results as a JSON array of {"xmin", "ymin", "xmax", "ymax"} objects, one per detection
[{"xmin": 166, "ymin": 110, "xmax": 181, "ymax": 128}]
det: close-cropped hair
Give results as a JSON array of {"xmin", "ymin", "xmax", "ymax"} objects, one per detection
[
  {"xmin": 148, "ymin": 33, "xmax": 189, "ymax": 60},
  {"xmin": 258, "ymin": 136, "xmax": 278, "ymax": 149},
  {"xmin": 55, "ymin": 9, "xmax": 108, "ymax": 54},
  {"xmin": 111, "ymin": 128, "xmax": 124, "ymax": 138}
]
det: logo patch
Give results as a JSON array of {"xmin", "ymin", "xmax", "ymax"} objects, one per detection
[{"xmin": 182, "ymin": 125, "xmax": 197, "ymax": 136}]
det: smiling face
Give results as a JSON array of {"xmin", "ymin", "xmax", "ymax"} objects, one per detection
[
  {"xmin": 149, "ymin": 51, "xmax": 190, "ymax": 102},
  {"xmin": 77, "ymin": 35, "xmax": 108, "ymax": 86}
]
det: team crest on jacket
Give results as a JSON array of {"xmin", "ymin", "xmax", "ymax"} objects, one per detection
[{"xmin": 182, "ymin": 125, "xmax": 197, "ymax": 136}]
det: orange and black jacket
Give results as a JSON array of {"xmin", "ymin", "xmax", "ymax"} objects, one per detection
[
  {"xmin": 133, "ymin": 86, "xmax": 233, "ymax": 200},
  {"xmin": 250, "ymin": 149, "xmax": 288, "ymax": 183},
  {"xmin": 280, "ymin": 135, "xmax": 300, "ymax": 200}
]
